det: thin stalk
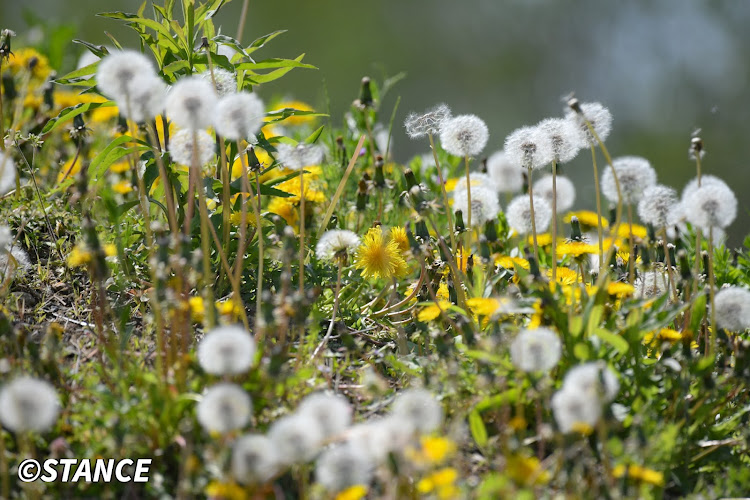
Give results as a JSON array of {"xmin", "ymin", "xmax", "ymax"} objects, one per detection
[
  {"xmin": 312, "ymin": 260, "xmax": 343, "ymax": 358},
  {"xmin": 298, "ymin": 167, "xmax": 306, "ymax": 293},
  {"xmin": 590, "ymin": 145, "xmax": 605, "ymax": 273},
  {"xmin": 527, "ymin": 165, "xmax": 539, "ymax": 264},
  {"xmin": 254, "ymin": 171, "xmax": 264, "ymax": 332},
  {"xmin": 551, "ymin": 160, "xmax": 558, "ymax": 282},
  {"xmin": 428, "ymin": 133, "xmax": 458, "ymax": 257},
  {"xmin": 317, "ymin": 135, "xmax": 365, "ymax": 238},
  {"xmin": 626, "ymin": 204, "xmax": 635, "ymax": 284},
  {"xmin": 0, "ymin": 59, "xmax": 4, "ymax": 148},
  {"xmin": 146, "ymin": 123, "xmax": 178, "ymax": 236},
  {"xmin": 464, "ymin": 155, "xmax": 472, "ymax": 249},
  {"xmin": 707, "ymin": 226, "xmax": 717, "ymax": 356},
  {"xmin": 193, "ymin": 129, "xmax": 217, "ymax": 329},
  {"xmin": 232, "ymin": 145, "xmax": 252, "ymax": 286},
  {"xmin": 236, "ymin": 0, "xmax": 250, "ymax": 42},
  {"xmin": 661, "ymin": 227, "xmax": 677, "ymax": 300}
]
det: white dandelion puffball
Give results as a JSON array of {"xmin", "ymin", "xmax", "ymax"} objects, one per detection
[
  {"xmin": 504, "ymin": 125, "xmax": 554, "ymax": 170},
  {"xmin": 373, "ymin": 123, "xmax": 391, "ymax": 154},
  {"xmin": 439, "ymin": 114, "xmax": 489, "ymax": 157},
  {"xmin": 168, "ymin": 129, "xmax": 215, "ymax": 166},
  {"xmin": 565, "ymin": 101, "xmax": 613, "ymax": 146},
  {"xmin": 345, "ymin": 416, "xmax": 414, "ymax": 463},
  {"xmin": 197, "ymin": 325, "xmax": 257, "ymax": 375},
  {"xmin": 533, "ymin": 174, "xmax": 576, "ymax": 212},
  {"xmin": 165, "ymin": 76, "xmax": 218, "ymax": 130},
  {"xmin": 404, "ymin": 103, "xmax": 451, "ymax": 139},
  {"xmin": 452, "ymin": 185, "xmax": 500, "ymax": 226},
  {"xmin": 96, "ymin": 49, "xmax": 155, "ymax": 101},
  {"xmin": 200, "ymin": 67, "xmax": 237, "ymax": 96},
  {"xmin": 683, "ymin": 179, "xmax": 737, "ymax": 231},
  {"xmin": 0, "ymin": 377, "xmax": 59, "ymax": 432},
  {"xmin": 0, "ymin": 246, "xmax": 31, "ymax": 280},
  {"xmin": 0, "ymin": 226, "xmax": 11, "ymax": 251},
  {"xmin": 680, "ymin": 175, "xmax": 725, "ymax": 204},
  {"xmin": 509, "ymin": 327, "xmax": 562, "ymax": 373},
  {"xmin": 487, "ymin": 150, "xmax": 524, "ymax": 193},
  {"xmin": 268, "ymin": 413, "xmax": 324, "ymax": 465},
  {"xmin": 551, "ymin": 388, "xmax": 602, "ymax": 433},
  {"xmin": 537, "ymin": 117, "xmax": 584, "ymax": 164},
  {"xmin": 601, "ymin": 156, "xmax": 657, "ymax": 205},
  {"xmin": 232, "ymin": 434, "xmax": 280, "ymax": 485},
  {"xmin": 297, "ymin": 392, "xmax": 353, "ymax": 439},
  {"xmin": 0, "ymin": 152, "xmax": 17, "ymax": 196},
  {"xmin": 714, "ymin": 286, "xmax": 750, "ymax": 332},
  {"xmin": 276, "ymin": 143, "xmax": 325, "ymax": 170},
  {"xmin": 315, "ymin": 230, "xmax": 361, "ymax": 262},
  {"xmin": 506, "ymin": 194, "xmax": 552, "ymax": 235},
  {"xmin": 635, "ymin": 271, "xmax": 669, "ymax": 299},
  {"xmin": 637, "ymin": 184, "xmax": 678, "ymax": 228},
  {"xmin": 453, "ymin": 172, "xmax": 499, "ymax": 193},
  {"xmin": 562, "ymin": 362, "xmax": 619, "ymax": 403},
  {"xmin": 390, "ymin": 388, "xmax": 443, "ymax": 434},
  {"xmin": 196, "ymin": 383, "xmax": 252, "ymax": 434},
  {"xmin": 214, "ymin": 92, "xmax": 265, "ymax": 141},
  {"xmin": 120, "ymin": 74, "xmax": 167, "ymax": 123},
  {"xmin": 315, "ymin": 443, "xmax": 374, "ymax": 493}
]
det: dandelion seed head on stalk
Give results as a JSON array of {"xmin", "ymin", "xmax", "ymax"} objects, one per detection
[
  {"xmin": 0, "ymin": 377, "xmax": 59, "ymax": 432},
  {"xmin": 601, "ymin": 156, "xmax": 657, "ymax": 205},
  {"xmin": 452, "ymin": 185, "xmax": 500, "ymax": 226},
  {"xmin": 168, "ymin": 129, "xmax": 215, "ymax": 166},
  {"xmin": 96, "ymin": 50, "xmax": 155, "ymax": 102},
  {"xmin": 0, "ymin": 151, "xmax": 17, "ymax": 195},
  {"xmin": 487, "ymin": 150, "xmax": 524, "ymax": 193},
  {"xmin": 533, "ymin": 174, "xmax": 576, "ymax": 212},
  {"xmin": 200, "ymin": 67, "xmax": 237, "ymax": 96},
  {"xmin": 637, "ymin": 184, "xmax": 678, "ymax": 228},
  {"xmin": 196, "ymin": 383, "xmax": 252, "ymax": 434},
  {"xmin": 565, "ymin": 101, "xmax": 613, "ymax": 146},
  {"xmin": 315, "ymin": 443, "xmax": 374, "ymax": 493},
  {"xmin": 506, "ymin": 194, "xmax": 553, "ymax": 235},
  {"xmin": 232, "ymin": 434, "xmax": 280, "ymax": 485},
  {"xmin": 0, "ymin": 226, "xmax": 11, "ymax": 250},
  {"xmin": 268, "ymin": 413, "xmax": 324, "ymax": 464},
  {"xmin": 354, "ymin": 226, "xmax": 408, "ymax": 280},
  {"xmin": 509, "ymin": 327, "xmax": 562, "ymax": 373},
  {"xmin": 165, "ymin": 76, "xmax": 218, "ymax": 130},
  {"xmin": 298, "ymin": 392, "xmax": 353, "ymax": 439},
  {"xmin": 537, "ymin": 117, "xmax": 584, "ymax": 164},
  {"xmin": 683, "ymin": 179, "xmax": 737, "ymax": 231},
  {"xmin": 551, "ymin": 388, "xmax": 602, "ymax": 433},
  {"xmin": 503, "ymin": 126, "xmax": 554, "ymax": 170},
  {"xmin": 0, "ymin": 246, "xmax": 31, "ymax": 280},
  {"xmin": 346, "ymin": 416, "xmax": 414, "ymax": 463},
  {"xmin": 121, "ymin": 74, "xmax": 167, "ymax": 123},
  {"xmin": 714, "ymin": 286, "xmax": 750, "ymax": 332},
  {"xmin": 563, "ymin": 362, "xmax": 620, "ymax": 403},
  {"xmin": 404, "ymin": 103, "xmax": 452, "ymax": 139},
  {"xmin": 391, "ymin": 388, "xmax": 443, "ymax": 434},
  {"xmin": 634, "ymin": 271, "xmax": 669, "ymax": 299},
  {"xmin": 197, "ymin": 325, "xmax": 257, "ymax": 375},
  {"xmin": 276, "ymin": 143, "xmax": 325, "ymax": 170},
  {"xmin": 681, "ymin": 174, "xmax": 724, "ymax": 204},
  {"xmin": 453, "ymin": 172, "xmax": 499, "ymax": 192},
  {"xmin": 214, "ymin": 92, "xmax": 265, "ymax": 141},
  {"xmin": 316, "ymin": 230, "xmax": 361, "ymax": 263},
  {"xmin": 438, "ymin": 114, "xmax": 489, "ymax": 157}
]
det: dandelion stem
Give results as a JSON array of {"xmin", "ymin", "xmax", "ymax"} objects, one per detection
[
  {"xmin": 464, "ymin": 155, "xmax": 472, "ymax": 249},
  {"xmin": 527, "ymin": 165, "xmax": 539, "ymax": 264},
  {"xmin": 255, "ymin": 171, "xmax": 265, "ymax": 334},
  {"xmin": 312, "ymin": 260, "xmax": 343, "ymax": 359},
  {"xmin": 626, "ymin": 203, "xmax": 635, "ymax": 284},
  {"xmin": 661, "ymin": 227, "xmax": 677, "ymax": 300},
  {"xmin": 236, "ymin": 0, "xmax": 250, "ymax": 42},
  {"xmin": 299, "ymin": 167, "xmax": 306, "ymax": 294},
  {"xmin": 317, "ymin": 135, "xmax": 365, "ymax": 239},
  {"xmin": 551, "ymin": 160, "xmax": 558, "ymax": 282},
  {"xmin": 707, "ymin": 225, "xmax": 717, "ymax": 356},
  {"xmin": 590, "ymin": 145, "xmax": 605, "ymax": 273},
  {"xmin": 193, "ymin": 129, "xmax": 217, "ymax": 329},
  {"xmin": 428, "ymin": 132, "xmax": 458, "ymax": 262}
]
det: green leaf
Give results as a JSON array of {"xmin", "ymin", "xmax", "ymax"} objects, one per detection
[
  {"xmin": 54, "ymin": 62, "xmax": 99, "ymax": 85},
  {"xmin": 475, "ymin": 388, "xmax": 521, "ymax": 412},
  {"xmin": 41, "ymin": 101, "xmax": 116, "ymax": 134},
  {"xmin": 305, "ymin": 125, "xmax": 326, "ymax": 144},
  {"xmin": 243, "ymin": 55, "xmax": 315, "ymax": 85},
  {"xmin": 265, "ymin": 108, "xmax": 327, "ymax": 124},
  {"xmin": 593, "ymin": 327, "xmax": 630, "ymax": 355},
  {"xmin": 574, "ymin": 342, "xmax": 591, "ymax": 360},
  {"xmin": 245, "ymin": 30, "xmax": 287, "ymax": 54},
  {"xmin": 468, "ymin": 410, "xmax": 488, "ymax": 447},
  {"xmin": 235, "ymin": 58, "xmax": 316, "ymax": 71},
  {"xmin": 586, "ymin": 305, "xmax": 604, "ymax": 336},
  {"xmin": 115, "ymin": 200, "xmax": 140, "ymax": 218},
  {"xmin": 72, "ymin": 39, "xmax": 109, "ymax": 59},
  {"xmin": 690, "ymin": 294, "xmax": 707, "ymax": 333}
]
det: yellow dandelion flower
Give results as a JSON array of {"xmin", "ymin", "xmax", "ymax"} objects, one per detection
[
  {"xmin": 109, "ymin": 161, "xmax": 130, "ymax": 174},
  {"xmin": 23, "ymin": 93, "xmax": 43, "ymax": 110},
  {"xmin": 230, "ymin": 148, "xmax": 274, "ymax": 180},
  {"xmin": 528, "ymin": 301, "xmax": 543, "ymax": 329},
  {"xmin": 607, "ymin": 282, "xmax": 635, "ymax": 297},
  {"xmin": 204, "ymin": 480, "xmax": 247, "ymax": 500},
  {"xmin": 103, "ymin": 244, "xmax": 117, "ymax": 257},
  {"xmin": 527, "ymin": 233, "xmax": 553, "ymax": 247},
  {"xmin": 57, "ymin": 158, "xmax": 81, "ymax": 183},
  {"xmin": 53, "ymin": 90, "xmax": 85, "ymax": 110},
  {"xmin": 495, "ymin": 255, "xmax": 530, "ymax": 270},
  {"xmin": 418, "ymin": 300, "xmax": 451, "ymax": 322},
  {"xmin": 615, "ymin": 223, "xmax": 648, "ymax": 240},
  {"xmin": 556, "ymin": 241, "xmax": 599, "ymax": 257},
  {"xmin": 189, "ymin": 296, "xmax": 205, "ymax": 323},
  {"xmin": 389, "ymin": 226, "xmax": 410, "ymax": 253},
  {"xmin": 547, "ymin": 267, "xmax": 580, "ymax": 285},
  {"xmin": 417, "ymin": 467, "xmax": 459, "ymax": 494},
  {"xmin": 564, "ymin": 210, "xmax": 609, "ymax": 228},
  {"xmin": 355, "ymin": 226, "xmax": 408, "ymax": 280},
  {"xmin": 506, "ymin": 454, "xmax": 551, "ymax": 486},
  {"xmin": 406, "ymin": 436, "xmax": 456, "ymax": 465},
  {"xmin": 613, "ymin": 464, "xmax": 664, "ymax": 487},
  {"xmin": 269, "ymin": 100, "xmax": 316, "ymax": 126},
  {"xmin": 276, "ymin": 176, "xmax": 325, "ymax": 203},
  {"xmin": 8, "ymin": 48, "xmax": 51, "ymax": 81},
  {"xmin": 112, "ymin": 180, "xmax": 133, "ymax": 194},
  {"xmin": 445, "ymin": 178, "xmax": 460, "ymax": 192},
  {"xmin": 67, "ymin": 245, "xmax": 92, "ymax": 267},
  {"xmin": 466, "ymin": 297, "xmax": 500, "ymax": 316},
  {"xmin": 643, "ymin": 328, "xmax": 683, "ymax": 345},
  {"xmin": 334, "ymin": 485, "xmax": 368, "ymax": 500},
  {"xmin": 616, "ymin": 249, "xmax": 642, "ymax": 264},
  {"xmin": 268, "ymin": 197, "xmax": 298, "ymax": 227},
  {"xmin": 215, "ymin": 299, "xmax": 242, "ymax": 318},
  {"xmin": 571, "ymin": 422, "xmax": 594, "ymax": 435}
]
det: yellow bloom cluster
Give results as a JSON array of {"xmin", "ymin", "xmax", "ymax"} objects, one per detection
[
  {"xmin": 612, "ymin": 464, "xmax": 664, "ymax": 487},
  {"xmin": 417, "ymin": 467, "xmax": 459, "ymax": 499},
  {"xmin": 354, "ymin": 226, "xmax": 408, "ymax": 280}
]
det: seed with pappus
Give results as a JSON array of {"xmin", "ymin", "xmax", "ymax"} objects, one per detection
[
  {"xmin": 562, "ymin": 362, "xmax": 619, "ymax": 403},
  {"xmin": 315, "ymin": 443, "xmax": 374, "ymax": 493},
  {"xmin": 537, "ymin": 117, "xmax": 584, "ymax": 164},
  {"xmin": 200, "ymin": 67, "xmax": 236, "ymax": 96},
  {"xmin": 601, "ymin": 156, "xmax": 657, "ymax": 205},
  {"xmin": 404, "ymin": 103, "xmax": 451, "ymax": 139},
  {"xmin": 165, "ymin": 76, "xmax": 218, "ymax": 130},
  {"xmin": 0, "ymin": 377, "xmax": 59, "ymax": 432},
  {"xmin": 439, "ymin": 114, "xmax": 489, "ymax": 157},
  {"xmin": 452, "ymin": 185, "xmax": 500, "ymax": 226},
  {"xmin": 506, "ymin": 194, "xmax": 552, "ymax": 235},
  {"xmin": 391, "ymin": 388, "xmax": 443, "ymax": 434},
  {"xmin": 214, "ymin": 92, "xmax": 265, "ymax": 141},
  {"xmin": 510, "ymin": 327, "xmax": 562, "ymax": 373},
  {"xmin": 120, "ymin": 74, "xmax": 166, "ymax": 123},
  {"xmin": 232, "ymin": 434, "xmax": 280, "ymax": 485},
  {"xmin": 533, "ymin": 174, "xmax": 576, "ymax": 212},
  {"xmin": 637, "ymin": 184, "xmax": 678, "ymax": 228},
  {"xmin": 96, "ymin": 50, "xmax": 155, "ymax": 102},
  {"xmin": 565, "ymin": 101, "xmax": 613, "ymax": 146},
  {"xmin": 268, "ymin": 413, "xmax": 324, "ymax": 464},
  {"xmin": 0, "ymin": 151, "xmax": 16, "ymax": 195},
  {"xmin": 276, "ymin": 143, "xmax": 325, "ymax": 170},
  {"xmin": 169, "ymin": 129, "xmax": 215, "ymax": 166},
  {"xmin": 714, "ymin": 286, "xmax": 750, "ymax": 332},
  {"xmin": 316, "ymin": 230, "xmax": 361, "ymax": 263},
  {"xmin": 683, "ymin": 179, "xmax": 737, "ymax": 231},
  {"xmin": 503, "ymin": 126, "xmax": 554, "ymax": 170},
  {"xmin": 297, "ymin": 392, "xmax": 353, "ymax": 439},
  {"xmin": 197, "ymin": 325, "xmax": 257, "ymax": 375},
  {"xmin": 487, "ymin": 150, "xmax": 524, "ymax": 193},
  {"xmin": 551, "ymin": 388, "xmax": 602, "ymax": 433},
  {"xmin": 196, "ymin": 383, "xmax": 252, "ymax": 434}
]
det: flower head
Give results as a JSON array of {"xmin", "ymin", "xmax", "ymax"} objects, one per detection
[
  {"xmin": 486, "ymin": 150, "xmax": 524, "ymax": 193},
  {"xmin": 533, "ymin": 174, "xmax": 576, "ymax": 212},
  {"xmin": 200, "ymin": 68, "xmax": 236, "ymax": 96},
  {"xmin": 354, "ymin": 226, "xmax": 408, "ymax": 280},
  {"xmin": 404, "ymin": 103, "xmax": 451, "ymax": 139},
  {"xmin": 165, "ymin": 76, "xmax": 218, "ymax": 130},
  {"xmin": 601, "ymin": 156, "xmax": 657, "ymax": 205},
  {"xmin": 452, "ymin": 185, "xmax": 500, "ymax": 226},
  {"xmin": 120, "ymin": 74, "xmax": 167, "ymax": 123},
  {"xmin": 551, "ymin": 388, "xmax": 601, "ymax": 434},
  {"xmin": 681, "ymin": 174, "xmax": 725, "ymax": 204},
  {"xmin": 537, "ymin": 117, "xmax": 583, "ymax": 164},
  {"xmin": 232, "ymin": 434, "xmax": 280, "ymax": 485},
  {"xmin": 453, "ymin": 172, "xmax": 499, "ymax": 193},
  {"xmin": 298, "ymin": 392, "xmax": 353, "ymax": 439},
  {"xmin": 0, "ymin": 246, "xmax": 31, "ymax": 280},
  {"xmin": 0, "ymin": 377, "xmax": 59, "ymax": 432},
  {"xmin": 168, "ymin": 129, "xmax": 215, "ymax": 166},
  {"xmin": 315, "ymin": 443, "xmax": 374, "ymax": 493},
  {"xmin": 634, "ymin": 271, "xmax": 669, "ymax": 299},
  {"xmin": 713, "ymin": 286, "xmax": 750, "ymax": 332},
  {"xmin": 503, "ymin": 126, "xmax": 554, "ymax": 170},
  {"xmin": 506, "ymin": 194, "xmax": 552, "ymax": 235},
  {"xmin": 196, "ymin": 383, "xmax": 252, "ymax": 434},
  {"xmin": 509, "ymin": 327, "xmax": 562, "ymax": 373},
  {"xmin": 197, "ymin": 325, "xmax": 257, "ymax": 375},
  {"xmin": 96, "ymin": 50, "xmax": 155, "ymax": 102},
  {"xmin": 562, "ymin": 362, "xmax": 619, "ymax": 403},
  {"xmin": 637, "ymin": 184, "xmax": 678, "ymax": 228},
  {"xmin": 438, "ymin": 114, "xmax": 489, "ymax": 157},
  {"xmin": 214, "ymin": 92, "xmax": 265, "ymax": 141},
  {"xmin": 316, "ymin": 230, "xmax": 361, "ymax": 263},
  {"xmin": 268, "ymin": 413, "xmax": 324, "ymax": 464},
  {"xmin": 0, "ymin": 152, "xmax": 17, "ymax": 195},
  {"xmin": 565, "ymin": 101, "xmax": 613, "ymax": 146},
  {"xmin": 276, "ymin": 143, "xmax": 325, "ymax": 170},
  {"xmin": 391, "ymin": 388, "xmax": 443, "ymax": 434},
  {"xmin": 683, "ymin": 178, "xmax": 737, "ymax": 231}
]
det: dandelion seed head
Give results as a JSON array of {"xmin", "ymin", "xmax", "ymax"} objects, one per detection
[
  {"xmin": 169, "ymin": 129, "xmax": 215, "ymax": 166},
  {"xmin": 276, "ymin": 143, "xmax": 325, "ymax": 170},
  {"xmin": 503, "ymin": 126, "xmax": 554, "ymax": 170},
  {"xmin": 533, "ymin": 174, "xmax": 576, "ymax": 212},
  {"xmin": 439, "ymin": 114, "xmax": 489, "ymax": 157},
  {"xmin": 681, "ymin": 175, "xmax": 725, "ymax": 204},
  {"xmin": 200, "ymin": 67, "xmax": 236, "ymax": 96},
  {"xmin": 601, "ymin": 156, "xmax": 657, "ymax": 205},
  {"xmin": 96, "ymin": 50, "xmax": 155, "ymax": 102},
  {"xmin": 683, "ymin": 180, "xmax": 737, "ymax": 231},
  {"xmin": 0, "ymin": 246, "xmax": 31, "ymax": 280},
  {"xmin": 214, "ymin": 92, "xmax": 265, "ymax": 141},
  {"xmin": 165, "ymin": 76, "xmax": 218, "ymax": 130},
  {"xmin": 404, "ymin": 103, "xmax": 451, "ymax": 139},
  {"xmin": 315, "ymin": 443, "xmax": 374, "ymax": 493},
  {"xmin": 486, "ymin": 150, "xmax": 524, "ymax": 193},
  {"xmin": 565, "ymin": 101, "xmax": 613, "ymax": 146},
  {"xmin": 509, "ymin": 327, "xmax": 562, "ymax": 373},
  {"xmin": 562, "ymin": 362, "xmax": 619, "ymax": 403},
  {"xmin": 232, "ymin": 434, "xmax": 280, "ymax": 485},
  {"xmin": 634, "ymin": 271, "xmax": 669, "ymax": 299},
  {"xmin": 453, "ymin": 172, "xmax": 498, "ymax": 192},
  {"xmin": 0, "ymin": 377, "xmax": 59, "ymax": 432},
  {"xmin": 0, "ymin": 152, "xmax": 17, "ymax": 195},
  {"xmin": 121, "ymin": 74, "xmax": 167, "ymax": 123},
  {"xmin": 298, "ymin": 392, "xmax": 353, "ymax": 439},
  {"xmin": 506, "ymin": 194, "xmax": 552, "ymax": 235},
  {"xmin": 452, "ymin": 185, "xmax": 500, "ymax": 226},
  {"xmin": 197, "ymin": 325, "xmax": 256, "ymax": 375},
  {"xmin": 537, "ymin": 117, "xmax": 584, "ymax": 164},
  {"xmin": 268, "ymin": 413, "xmax": 324, "ymax": 464},
  {"xmin": 346, "ymin": 416, "xmax": 415, "ymax": 463},
  {"xmin": 391, "ymin": 388, "xmax": 443, "ymax": 434},
  {"xmin": 714, "ymin": 286, "xmax": 750, "ymax": 332},
  {"xmin": 637, "ymin": 184, "xmax": 678, "ymax": 228},
  {"xmin": 0, "ymin": 226, "xmax": 11, "ymax": 251},
  {"xmin": 551, "ymin": 388, "xmax": 602, "ymax": 433},
  {"xmin": 316, "ymin": 230, "xmax": 361, "ymax": 263},
  {"xmin": 196, "ymin": 383, "xmax": 252, "ymax": 434}
]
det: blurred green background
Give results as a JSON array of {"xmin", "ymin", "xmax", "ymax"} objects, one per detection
[{"xmin": 3, "ymin": 0, "xmax": 749, "ymax": 242}]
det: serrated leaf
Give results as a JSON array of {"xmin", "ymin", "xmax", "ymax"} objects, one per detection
[{"xmin": 468, "ymin": 410, "xmax": 488, "ymax": 447}]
